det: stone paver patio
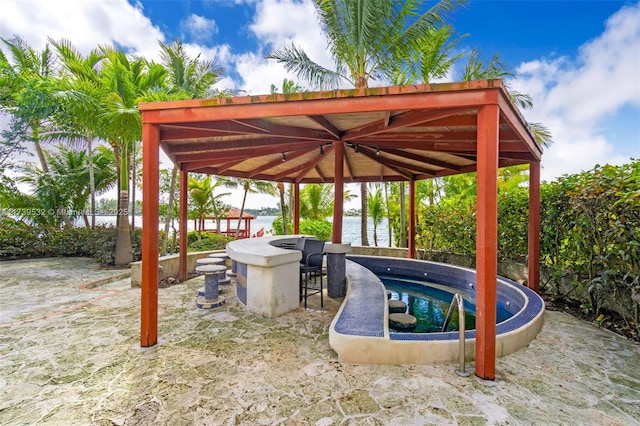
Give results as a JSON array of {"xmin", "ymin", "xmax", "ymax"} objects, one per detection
[{"xmin": 1, "ymin": 257, "xmax": 639, "ymax": 425}]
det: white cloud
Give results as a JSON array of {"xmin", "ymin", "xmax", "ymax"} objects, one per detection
[
  {"xmin": 1, "ymin": 0, "xmax": 165, "ymax": 58},
  {"xmin": 180, "ymin": 14, "xmax": 218, "ymax": 44},
  {"xmin": 236, "ymin": 0, "xmax": 335, "ymax": 94},
  {"xmin": 511, "ymin": 2, "xmax": 640, "ymax": 181}
]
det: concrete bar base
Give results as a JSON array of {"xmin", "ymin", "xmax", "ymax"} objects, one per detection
[
  {"xmin": 226, "ymin": 236, "xmax": 305, "ymax": 317},
  {"xmin": 325, "ymin": 243, "xmax": 351, "ymax": 298}
]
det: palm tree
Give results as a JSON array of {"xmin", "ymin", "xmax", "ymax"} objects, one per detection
[
  {"xmin": 187, "ymin": 174, "xmax": 231, "ymax": 239},
  {"xmin": 158, "ymin": 40, "xmax": 225, "ymax": 252},
  {"xmin": 231, "ymin": 178, "xmax": 276, "ymax": 234},
  {"xmin": 367, "ymin": 188, "xmax": 385, "ymax": 246},
  {"xmin": 270, "ymin": 78, "xmax": 305, "ymax": 234},
  {"xmin": 266, "ymin": 0, "xmax": 466, "ymax": 246},
  {"xmin": 461, "ymin": 49, "xmax": 552, "ymax": 147},
  {"xmin": 300, "ymin": 184, "xmax": 335, "ymax": 220},
  {"xmin": 276, "ymin": 182, "xmax": 289, "ymax": 234},
  {"xmin": 188, "ymin": 175, "xmax": 215, "ymax": 239},
  {"xmin": 15, "ymin": 145, "xmax": 116, "ymax": 227},
  {"xmin": 0, "ymin": 36, "xmax": 57, "ymax": 173},
  {"xmin": 270, "ymin": 78, "xmax": 303, "ymax": 95},
  {"xmin": 97, "ymin": 46, "xmax": 168, "ymax": 265},
  {"xmin": 45, "ymin": 145, "xmax": 116, "ymax": 226},
  {"xmin": 49, "ymin": 38, "xmax": 106, "ymax": 229},
  {"xmin": 405, "ymin": 25, "xmax": 466, "ymax": 84}
]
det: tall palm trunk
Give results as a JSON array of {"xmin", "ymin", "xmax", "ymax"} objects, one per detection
[
  {"xmin": 384, "ymin": 183, "xmax": 392, "ymax": 247},
  {"xmin": 355, "ymin": 77, "xmax": 370, "ymax": 246},
  {"xmin": 130, "ymin": 144, "xmax": 137, "ymax": 231},
  {"xmin": 163, "ymin": 165, "xmax": 178, "ymax": 255},
  {"xmin": 114, "ymin": 144, "xmax": 133, "ymax": 265},
  {"xmin": 87, "ymin": 133, "xmax": 96, "ymax": 229},
  {"xmin": 360, "ymin": 182, "xmax": 369, "ymax": 246},
  {"xmin": 399, "ymin": 182, "xmax": 407, "ymax": 247},
  {"xmin": 236, "ymin": 188, "xmax": 248, "ymax": 236},
  {"xmin": 278, "ymin": 182, "xmax": 287, "ymax": 234}
]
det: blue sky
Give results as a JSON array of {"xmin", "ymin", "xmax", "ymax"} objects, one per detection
[{"xmin": 1, "ymin": 0, "xmax": 639, "ymax": 208}]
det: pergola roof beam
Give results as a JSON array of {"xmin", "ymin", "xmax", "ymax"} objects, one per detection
[{"xmin": 343, "ymin": 107, "xmax": 475, "ymax": 141}]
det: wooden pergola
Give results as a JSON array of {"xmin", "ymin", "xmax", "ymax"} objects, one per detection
[{"xmin": 139, "ymin": 79, "xmax": 542, "ymax": 380}]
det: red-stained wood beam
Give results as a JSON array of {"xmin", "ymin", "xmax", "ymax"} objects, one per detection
[
  {"xmin": 212, "ymin": 159, "xmax": 246, "ymax": 174},
  {"xmin": 307, "ymin": 115, "xmax": 342, "ymax": 139},
  {"xmin": 359, "ymin": 147, "xmax": 438, "ymax": 177},
  {"xmin": 161, "ymin": 119, "xmax": 336, "ymax": 142},
  {"xmin": 475, "ymin": 104, "xmax": 499, "ymax": 380},
  {"xmin": 343, "ymin": 107, "xmax": 474, "ymax": 141},
  {"xmin": 497, "ymin": 96, "xmax": 542, "ymax": 160},
  {"xmin": 167, "ymin": 139, "xmax": 320, "ymax": 157},
  {"xmin": 357, "ymin": 146, "xmax": 420, "ymax": 179},
  {"xmin": 141, "ymin": 86, "xmax": 501, "ymax": 124},
  {"xmin": 352, "ymin": 139, "xmax": 525, "ymax": 153},
  {"xmin": 409, "ymin": 179, "xmax": 416, "ymax": 259},
  {"xmin": 356, "ymin": 130, "xmax": 522, "ymax": 144},
  {"xmin": 232, "ymin": 118, "xmax": 337, "ymax": 141},
  {"xmin": 413, "ymin": 114, "xmax": 477, "ymax": 127},
  {"xmin": 247, "ymin": 147, "xmax": 317, "ymax": 177},
  {"xmin": 141, "ymin": 123, "xmax": 160, "ymax": 347},
  {"xmin": 179, "ymin": 169, "xmax": 188, "ymax": 282},
  {"xmin": 294, "ymin": 146, "xmax": 334, "ymax": 182},
  {"xmin": 332, "ymin": 141, "xmax": 344, "ymax": 243},
  {"xmin": 378, "ymin": 147, "xmax": 464, "ymax": 172},
  {"xmin": 267, "ymin": 146, "xmax": 332, "ymax": 181},
  {"xmin": 343, "ymin": 149, "xmax": 355, "ymax": 181},
  {"xmin": 528, "ymin": 161, "xmax": 541, "ymax": 292}
]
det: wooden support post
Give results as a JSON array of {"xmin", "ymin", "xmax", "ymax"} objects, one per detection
[
  {"xmin": 528, "ymin": 161, "xmax": 541, "ymax": 293},
  {"xmin": 332, "ymin": 141, "xmax": 344, "ymax": 243},
  {"xmin": 475, "ymin": 104, "xmax": 499, "ymax": 380},
  {"xmin": 141, "ymin": 123, "xmax": 159, "ymax": 347},
  {"xmin": 179, "ymin": 168, "xmax": 188, "ymax": 282}
]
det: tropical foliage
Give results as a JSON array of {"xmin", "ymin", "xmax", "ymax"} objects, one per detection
[{"xmin": 412, "ymin": 160, "xmax": 640, "ymax": 335}]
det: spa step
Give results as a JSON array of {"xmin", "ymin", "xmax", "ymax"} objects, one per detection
[
  {"xmin": 388, "ymin": 299, "xmax": 407, "ymax": 314},
  {"xmin": 389, "ymin": 313, "xmax": 417, "ymax": 330}
]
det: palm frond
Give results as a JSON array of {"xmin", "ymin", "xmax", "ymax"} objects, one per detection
[
  {"xmin": 266, "ymin": 43, "xmax": 347, "ymax": 90},
  {"xmin": 528, "ymin": 122, "xmax": 553, "ymax": 148}
]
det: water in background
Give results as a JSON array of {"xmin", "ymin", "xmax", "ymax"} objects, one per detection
[{"xmin": 88, "ymin": 215, "xmax": 392, "ymax": 247}]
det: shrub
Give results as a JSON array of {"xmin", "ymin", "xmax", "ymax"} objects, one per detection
[
  {"xmin": 187, "ymin": 232, "xmax": 233, "ymax": 252},
  {"xmin": 0, "ymin": 219, "xmax": 46, "ymax": 258},
  {"xmin": 0, "ymin": 221, "xmax": 146, "ymax": 265},
  {"xmin": 300, "ymin": 219, "xmax": 332, "ymax": 241},
  {"xmin": 271, "ymin": 216, "xmax": 293, "ymax": 235}
]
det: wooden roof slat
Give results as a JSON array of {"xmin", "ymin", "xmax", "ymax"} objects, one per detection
[{"xmin": 343, "ymin": 107, "xmax": 474, "ymax": 141}]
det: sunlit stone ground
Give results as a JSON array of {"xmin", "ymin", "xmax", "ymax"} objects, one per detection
[{"xmin": 1, "ymin": 257, "xmax": 639, "ymax": 425}]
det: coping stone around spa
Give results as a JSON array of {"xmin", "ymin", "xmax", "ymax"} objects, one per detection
[
  {"xmin": 388, "ymin": 299, "xmax": 407, "ymax": 314},
  {"xmin": 389, "ymin": 313, "xmax": 417, "ymax": 329},
  {"xmin": 208, "ymin": 253, "xmax": 229, "ymax": 259}
]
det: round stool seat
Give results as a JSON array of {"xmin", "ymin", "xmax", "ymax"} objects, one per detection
[
  {"xmin": 195, "ymin": 264, "xmax": 226, "ymax": 274},
  {"xmin": 196, "ymin": 258, "xmax": 225, "ymax": 266},
  {"xmin": 389, "ymin": 313, "xmax": 417, "ymax": 330},
  {"xmin": 388, "ymin": 299, "xmax": 407, "ymax": 314}
]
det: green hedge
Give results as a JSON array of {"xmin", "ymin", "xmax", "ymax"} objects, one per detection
[
  {"xmin": 0, "ymin": 220, "xmax": 143, "ymax": 265},
  {"xmin": 186, "ymin": 231, "xmax": 233, "ymax": 252},
  {"xmin": 414, "ymin": 160, "xmax": 640, "ymax": 331}
]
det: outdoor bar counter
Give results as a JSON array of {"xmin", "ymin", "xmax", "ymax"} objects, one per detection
[
  {"xmin": 226, "ymin": 235, "xmax": 350, "ymax": 317},
  {"xmin": 226, "ymin": 235, "xmax": 303, "ymax": 317}
]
